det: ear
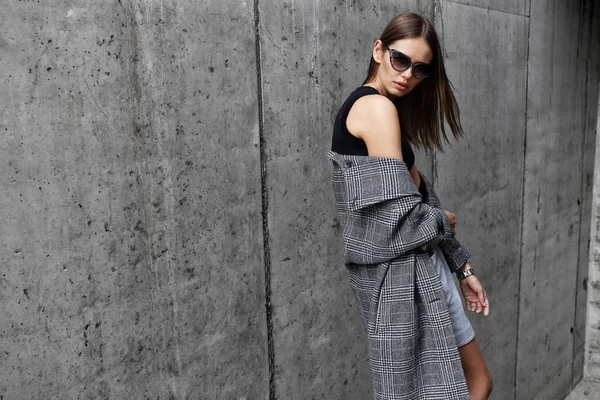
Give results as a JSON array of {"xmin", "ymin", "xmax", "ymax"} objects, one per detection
[{"xmin": 372, "ymin": 39, "xmax": 384, "ymax": 64}]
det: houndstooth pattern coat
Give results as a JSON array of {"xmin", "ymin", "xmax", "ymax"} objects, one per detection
[{"xmin": 327, "ymin": 150, "xmax": 472, "ymax": 400}]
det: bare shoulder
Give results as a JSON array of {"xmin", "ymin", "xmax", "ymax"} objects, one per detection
[
  {"xmin": 346, "ymin": 94, "xmax": 403, "ymax": 159},
  {"xmin": 347, "ymin": 94, "xmax": 398, "ymax": 138}
]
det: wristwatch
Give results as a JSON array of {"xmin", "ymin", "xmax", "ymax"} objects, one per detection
[{"xmin": 456, "ymin": 267, "xmax": 475, "ymax": 281}]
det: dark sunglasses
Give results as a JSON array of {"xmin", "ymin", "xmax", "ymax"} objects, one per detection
[{"xmin": 385, "ymin": 47, "xmax": 433, "ymax": 80}]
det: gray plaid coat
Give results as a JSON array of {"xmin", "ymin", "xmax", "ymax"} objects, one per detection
[{"xmin": 327, "ymin": 150, "xmax": 472, "ymax": 400}]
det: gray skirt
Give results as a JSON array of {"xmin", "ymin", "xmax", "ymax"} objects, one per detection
[{"xmin": 431, "ymin": 247, "xmax": 475, "ymax": 347}]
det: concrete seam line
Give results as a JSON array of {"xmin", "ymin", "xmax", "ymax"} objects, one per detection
[
  {"xmin": 433, "ymin": 0, "xmax": 441, "ymax": 187},
  {"xmin": 515, "ymin": 2, "xmax": 532, "ymax": 398},
  {"xmin": 444, "ymin": 0, "xmax": 529, "ymax": 18},
  {"xmin": 253, "ymin": 0, "xmax": 275, "ymax": 398}
]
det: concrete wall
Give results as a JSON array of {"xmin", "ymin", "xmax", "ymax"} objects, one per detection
[
  {"xmin": 0, "ymin": 1, "xmax": 268, "ymax": 399},
  {"xmin": 586, "ymin": 87, "xmax": 600, "ymax": 379},
  {"xmin": 436, "ymin": 1, "xmax": 599, "ymax": 399},
  {"xmin": 0, "ymin": 1, "xmax": 598, "ymax": 399},
  {"xmin": 522, "ymin": 2, "xmax": 600, "ymax": 398}
]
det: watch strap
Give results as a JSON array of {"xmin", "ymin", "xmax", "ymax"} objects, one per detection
[{"xmin": 456, "ymin": 267, "xmax": 475, "ymax": 281}]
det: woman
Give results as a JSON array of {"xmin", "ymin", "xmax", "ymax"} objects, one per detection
[{"xmin": 327, "ymin": 13, "xmax": 493, "ymax": 399}]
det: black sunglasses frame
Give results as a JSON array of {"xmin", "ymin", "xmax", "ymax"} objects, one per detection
[{"xmin": 385, "ymin": 46, "xmax": 433, "ymax": 80}]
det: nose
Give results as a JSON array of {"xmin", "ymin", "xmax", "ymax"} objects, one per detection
[{"xmin": 401, "ymin": 66, "xmax": 413, "ymax": 80}]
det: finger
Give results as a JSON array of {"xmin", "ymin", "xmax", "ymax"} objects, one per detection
[
  {"xmin": 468, "ymin": 301, "xmax": 477, "ymax": 313},
  {"xmin": 481, "ymin": 289, "xmax": 488, "ymax": 307},
  {"xmin": 483, "ymin": 300, "xmax": 490, "ymax": 316},
  {"xmin": 477, "ymin": 288, "xmax": 486, "ymax": 306}
]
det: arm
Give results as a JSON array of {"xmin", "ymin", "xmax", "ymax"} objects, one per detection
[
  {"xmin": 415, "ymin": 170, "xmax": 472, "ymax": 275},
  {"xmin": 414, "ymin": 168, "xmax": 490, "ymax": 315},
  {"xmin": 460, "ymin": 267, "xmax": 490, "ymax": 316},
  {"xmin": 337, "ymin": 95, "xmax": 454, "ymax": 264}
]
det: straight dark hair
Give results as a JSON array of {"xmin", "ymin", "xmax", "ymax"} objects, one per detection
[{"xmin": 363, "ymin": 13, "xmax": 463, "ymax": 152}]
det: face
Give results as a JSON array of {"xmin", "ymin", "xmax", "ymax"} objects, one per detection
[{"xmin": 370, "ymin": 37, "xmax": 433, "ymax": 99}]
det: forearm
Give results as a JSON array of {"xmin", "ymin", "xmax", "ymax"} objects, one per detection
[{"xmin": 416, "ymin": 170, "xmax": 471, "ymax": 274}]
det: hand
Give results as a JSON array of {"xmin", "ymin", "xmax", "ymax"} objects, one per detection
[
  {"xmin": 443, "ymin": 210, "xmax": 456, "ymax": 235},
  {"xmin": 459, "ymin": 265, "xmax": 489, "ymax": 316}
]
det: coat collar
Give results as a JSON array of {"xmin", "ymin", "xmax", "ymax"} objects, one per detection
[
  {"xmin": 326, "ymin": 150, "xmax": 420, "ymax": 210},
  {"xmin": 326, "ymin": 150, "xmax": 410, "ymax": 169}
]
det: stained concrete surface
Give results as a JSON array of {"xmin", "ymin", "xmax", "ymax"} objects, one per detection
[
  {"xmin": 585, "ymin": 85, "xmax": 600, "ymax": 385},
  {"xmin": 446, "ymin": 0, "xmax": 529, "ymax": 16},
  {"xmin": 434, "ymin": 2, "xmax": 529, "ymax": 398},
  {"xmin": 564, "ymin": 378, "xmax": 600, "ymax": 400},
  {"xmin": 516, "ymin": 1, "xmax": 597, "ymax": 399},
  {"xmin": 573, "ymin": 0, "xmax": 600, "ymax": 386},
  {"xmin": 570, "ymin": 90, "xmax": 600, "ymax": 400},
  {"xmin": 0, "ymin": 1, "xmax": 268, "ymax": 399}
]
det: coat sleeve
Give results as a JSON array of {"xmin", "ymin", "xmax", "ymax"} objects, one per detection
[
  {"xmin": 342, "ymin": 195, "xmax": 455, "ymax": 265},
  {"xmin": 339, "ymin": 177, "xmax": 456, "ymax": 266},
  {"xmin": 417, "ymin": 171, "xmax": 471, "ymax": 274}
]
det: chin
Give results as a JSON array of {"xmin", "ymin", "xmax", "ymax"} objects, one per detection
[{"xmin": 402, "ymin": 87, "xmax": 415, "ymax": 97}]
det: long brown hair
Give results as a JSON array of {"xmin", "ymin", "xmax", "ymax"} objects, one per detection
[{"xmin": 363, "ymin": 13, "xmax": 463, "ymax": 152}]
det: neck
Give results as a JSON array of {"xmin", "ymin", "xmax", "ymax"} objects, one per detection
[{"xmin": 364, "ymin": 80, "xmax": 395, "ymax": 101}]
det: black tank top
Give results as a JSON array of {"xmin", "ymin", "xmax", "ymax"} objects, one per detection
[{"xmin": 331, "ymin": 86, "xmax": 415, "ymax": 170}]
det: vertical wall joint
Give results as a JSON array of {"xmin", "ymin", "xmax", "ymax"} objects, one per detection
[{"xmin": 253, "ymin": 1, "xmax": 275, "ymax": 399}]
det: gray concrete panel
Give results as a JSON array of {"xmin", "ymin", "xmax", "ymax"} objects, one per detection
[
  {"xmin": 565, "ymin": 378, "xmax": 600, "ymax": 400},
  {"xmin": 444, "ymin": 0, "xmax": 529, "ymax": 16},
  {"xmin": 586, "ymin": 87, "xmax": 600, "ymax": 382},
  {"xmin": 1, "ymin": 0, "xmax": 597, "ymax": 398},
  {"xmin": 0, "ymin": 1, "xmax": 267, "ymax": 398},
  {"xmin": 435, "ymin": 3, "xmax": 528, "ymax": 399},
  {"xmin": 573, "ymin": 0, "xmax": 600, "ymax": 386},
  {"xmin": 517, "ymin": 1, "xmax": 591, "ymax": 399},
  {"xmin": 258, "ymin": 1, "xmax": 435, "ymax": 398}
]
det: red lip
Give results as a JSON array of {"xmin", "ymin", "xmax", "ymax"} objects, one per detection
[{"xmin": 394, "ymin": 81, "xmax": 408, "ymax": 90}]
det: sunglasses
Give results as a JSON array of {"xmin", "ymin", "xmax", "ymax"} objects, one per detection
[{"xmin": 385, "ymin": 47, "xmax": 433, "ymax": 80}]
